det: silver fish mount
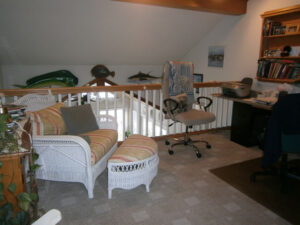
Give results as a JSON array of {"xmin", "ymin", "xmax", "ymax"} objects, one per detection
[{"xmin": 128, "ymin": 71, "xmax": 162, "ymax": 83}]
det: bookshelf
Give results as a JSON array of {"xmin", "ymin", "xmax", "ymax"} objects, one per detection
[{"xmin": 257, "ymin": 5, "xmax": 300, "ymax": 83}]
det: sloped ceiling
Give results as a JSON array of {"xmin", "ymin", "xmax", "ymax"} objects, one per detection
[{"xmin": 0, "ymin": 0, "xmax": 227, "ymax": 65}]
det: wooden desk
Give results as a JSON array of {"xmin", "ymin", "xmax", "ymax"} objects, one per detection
[
  {"xmin": 213, "ymin": 94, "xmax": 273, "ymax": 147},
  {"xmin": 213, "ymin": 93, "xmax": 273, "ymax": 111}
]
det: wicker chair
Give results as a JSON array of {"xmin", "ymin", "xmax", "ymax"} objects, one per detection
[
  {"xmin": 13, "ymin": 93, "xmax": 56, "ymax": 112},
  {"xmin": 14, "ymin": 94, "xmax": 118, "ymax": 198}
]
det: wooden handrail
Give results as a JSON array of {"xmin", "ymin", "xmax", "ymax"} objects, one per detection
[{"xmin": 0, "ymin": 81, "xmax": 230, "ymax": 97}]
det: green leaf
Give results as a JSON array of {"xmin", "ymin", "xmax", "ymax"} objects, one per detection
[
  {"xmin": 17, "ymin": 193, "xmax": 32, "ymax": 203},
  {"xmin": 32, "ymin": 153, "xmax": 39, "ymax": 161},
  {"xmin": 30, "ymin": 164, "xmax": 41, "ymax": 172},
  {"xmin": 29, "ymin": 193, "xmax": 38, "ymax": 201},
  {"xmin": 0, "ymin": 161, "xmax": 2, "ymax": 168},
  {"xmin": 17, "ymin": 192, "xmax": 32, "ymax": 211},
  {"xmin": 8, "ymin": 217, "xmax": 19, "ymax": 225},
  {"xmin": 18, "ymin": 201, "xmax": 30, "ymax": 212},
  {"xmin": 16, "ymin": 211, "xmax": 29, "ymax": 225},
  {"xmin": 8, "ymin": 183, "xmax": 16, "ymax": 193},
  {"xmin": 0, "ymin": 194, "xmax": 3, "ymax": 201},
  {"xmin": 0, "ymin": 183, "xmax": 3, "ymax": 193},
  {"xmin": 1, "ymin": 203, "xmax": 13, "ymax": 221}
]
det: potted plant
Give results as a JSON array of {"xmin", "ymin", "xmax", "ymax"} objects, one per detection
[{"xmin": 0, "ymin": 113, "xmax": 40, "ymax": 225}]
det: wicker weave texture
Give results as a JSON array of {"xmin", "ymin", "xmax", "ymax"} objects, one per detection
[
  {"xmin": 14, "ymin": 94, "xmax": 56, "ymax": 112},
  {"xmin": 108, "ymin": 153, "xmax": 159, "ymax": 199},
  {"xmin": 33, "ymin": 115, "xmax": 118, "ymax": 198}
]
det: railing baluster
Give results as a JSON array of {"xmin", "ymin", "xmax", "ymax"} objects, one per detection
[
  {"xmin": 105, "ymin": 92, "xmax": 108, "ymax": 115},
  {"xmin": 166, "ymin": 119, "xmax": 170, "ymax": 135},
  {"xmin": 96, "ymin": 92, "xmax": 100, "ymax": 117},
  {"xmin": 200, "ymin": 87, "xmax": 204, "ymax": 131},
  {"xmin": 122, "ymin": 91, "xmax": 126, "ymax": 140},
  {"xmin": 152, "ymin": 90, "xmax": 156, "ymax": 137},
  {"xmin": 174, "ymin": 121, "xmax": 177, "ymax": 134},
  {"xmin": 58, "ymin": 94, "xmax": 62, "ymax": 103},
  {"xmin": 87, "ymin": 93, "xmax": 91, "ymax": 104},
  {"xmin": 208, "ymin": 87, "xmax": 213, "ymax": 129},
  {"xmin": 159, "ymin": 90, "xmax": 163, "ymax": 136},
  {"xmin": 114, "ymin": 92, "xmax": 117, "ymax": 120},
  {"xmin": 220, "ymin": 95, "xmax": 224, "ymax": 127},
  {"xmin": 137, "ymin": 90, "xmax": 141, "ymax": 134},
  {"xmin": 67, "ymin": 94, "xmax": 71, "ymax": 106},
  {"xmin": 145, "ymin": 90, "xmax": 149, "ymax": 137},
  {"xmin": 228, "ymin": 100, "xmax": 233, "ymax": 126},
  {"xmin": 226, "ymin": 98, "xmax": 229, "ymax": 126},
  {"xmin": 1, "ymin": 96, "xmax": 6, "ymax": 104},
  {"xmin": 77, "ymin": 93, "xmax": 81, "ymax": 106},
  {"xmin": 129, "ymin": 91, "xmax": 133, "ymax": 134},
  {"xmin": 212, "ymin": 87, "xmax": 217, "ymax": 129},
  {"xmin": 215, "ymin": 91, "xmax": 219, "ymax": 128}
]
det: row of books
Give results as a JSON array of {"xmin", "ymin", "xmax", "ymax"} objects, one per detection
[
  {"xmin": 257, "ymin": 59, "xmax": 300, "ymax": 80},
  {"xmin": 263, "ymin": 20, "xmax": 285, "ymax": 36},
  {"xmin": 2, "ymin": 104, "xmax": 26, "ymax": 123}
]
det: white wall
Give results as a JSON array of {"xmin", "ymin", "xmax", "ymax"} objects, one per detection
[
  {"xmin": 2, "ymin": 0, "xmax": 300, "ymax": 89},
  {"xmin": 0, "ymin": 66, "xmax": 3, "ymax": 88},
  {"xmin": 183, "ymin": 0, "xmax": 300, "ymax": 84},
  {"xmin": 1, "ymin": 64, "xmax": 163, "ymax": 88}
]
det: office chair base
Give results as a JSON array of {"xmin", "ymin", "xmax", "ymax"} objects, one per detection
[
  {"xmin": 167, "ymin": 138, "xmax": 211, "ymax": 158},
  {"xmin": 165, "ymin": 126, "xmax": 212, "ymax": 158}
]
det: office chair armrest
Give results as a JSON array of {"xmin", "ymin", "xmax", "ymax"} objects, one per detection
[
  {"xmin": 163, "ymin": 98, "xmax": 179, "ymax": 115},
  {"xmin": 197, "ymin": 97, "xmax": 213, "ymax": 111}
]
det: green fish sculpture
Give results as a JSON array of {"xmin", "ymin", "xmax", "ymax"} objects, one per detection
[
  {"xmin": 15, "ymin": 70, "xmax": 78, "ymax": 88},
  {"xmin": 128, "ymin": 71, "xmax": 161, "ymax": 83}
]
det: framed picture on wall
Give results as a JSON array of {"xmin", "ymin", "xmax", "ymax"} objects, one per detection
[{"xmin": 208, "ymin": 46, "xmax": 224, "ymax": 67}]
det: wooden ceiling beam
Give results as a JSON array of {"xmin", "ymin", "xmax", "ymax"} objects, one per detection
[{"xmin": 113, "ymin": 0, "xmax": 247, "ymax": 15}]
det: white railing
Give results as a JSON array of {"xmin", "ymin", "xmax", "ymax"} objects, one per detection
[{"xmin": 0, "ymin": 82, "xmax": 232, "ymax": 141}]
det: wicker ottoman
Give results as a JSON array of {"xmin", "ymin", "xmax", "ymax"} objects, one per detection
[{"xmin": 107, "ymin": 135, "xmax": 159, "ymax": 199}]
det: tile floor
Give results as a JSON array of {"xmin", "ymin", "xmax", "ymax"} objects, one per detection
[{"xmin": 37, "ymin": 130, "xmax": 291, "ymax": 225}]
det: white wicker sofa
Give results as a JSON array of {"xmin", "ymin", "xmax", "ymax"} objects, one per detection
[
  {"xmin": 17, "ymin": 96, "xmax": 118, "ymax": 199},
  {"xmin": 32, "ymin": 114, "xmax": 118, "ymax": 199}
]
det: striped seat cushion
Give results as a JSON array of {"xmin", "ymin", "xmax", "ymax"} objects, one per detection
[
  {"xmin": 108, "ymin": 135, "xmax": 158, "ymax": 163},
  {"xmin": 82, "ymin": 129, "xmax": 118, "ymax": 165},
  {"xmin": 28, "ymin": 102, "xmax": 66, "ymax": 136}
]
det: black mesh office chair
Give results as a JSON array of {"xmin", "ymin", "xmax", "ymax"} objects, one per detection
[{"xmin": 251, "ymin": 93, "xmax": 300, "ymax": 191}]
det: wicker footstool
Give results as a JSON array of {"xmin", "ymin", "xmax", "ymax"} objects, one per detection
[{"xmin": 107, "ymin": 135, "xmax": 159, "ymax": 199}]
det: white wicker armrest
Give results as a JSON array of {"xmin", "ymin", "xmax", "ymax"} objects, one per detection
[
  {"xmin": 96, "ymin": 114, "xmax": 118, "ymax": 130},
  {"xmin": 33, "ymin": 135, "xmax": 92, "ymax": 167}
]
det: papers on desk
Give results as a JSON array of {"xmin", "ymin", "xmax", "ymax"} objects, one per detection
[{"xmin": 254, "ymin": 97, "xmax": 277, "ymax": 106}]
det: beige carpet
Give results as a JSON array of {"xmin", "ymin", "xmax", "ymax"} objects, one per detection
[{"xmin": 38, "ymin": 130, "xmax": 292, "ymax": 225}]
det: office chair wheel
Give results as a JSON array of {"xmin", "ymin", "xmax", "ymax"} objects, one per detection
[
  {"xmin": 168, "ymin": 149, "xmax": 174, "ymax": 155},
  {"xmin": 165, "ymin": 140, "xmax": 170, "ymax": 145},
  {"xmin": 196, "ymin": 152, "xmax": 202, "ymax": 158},
  {"xmin": 206, "ymin": 144, "xmax": 211, "ymax": 149}
]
